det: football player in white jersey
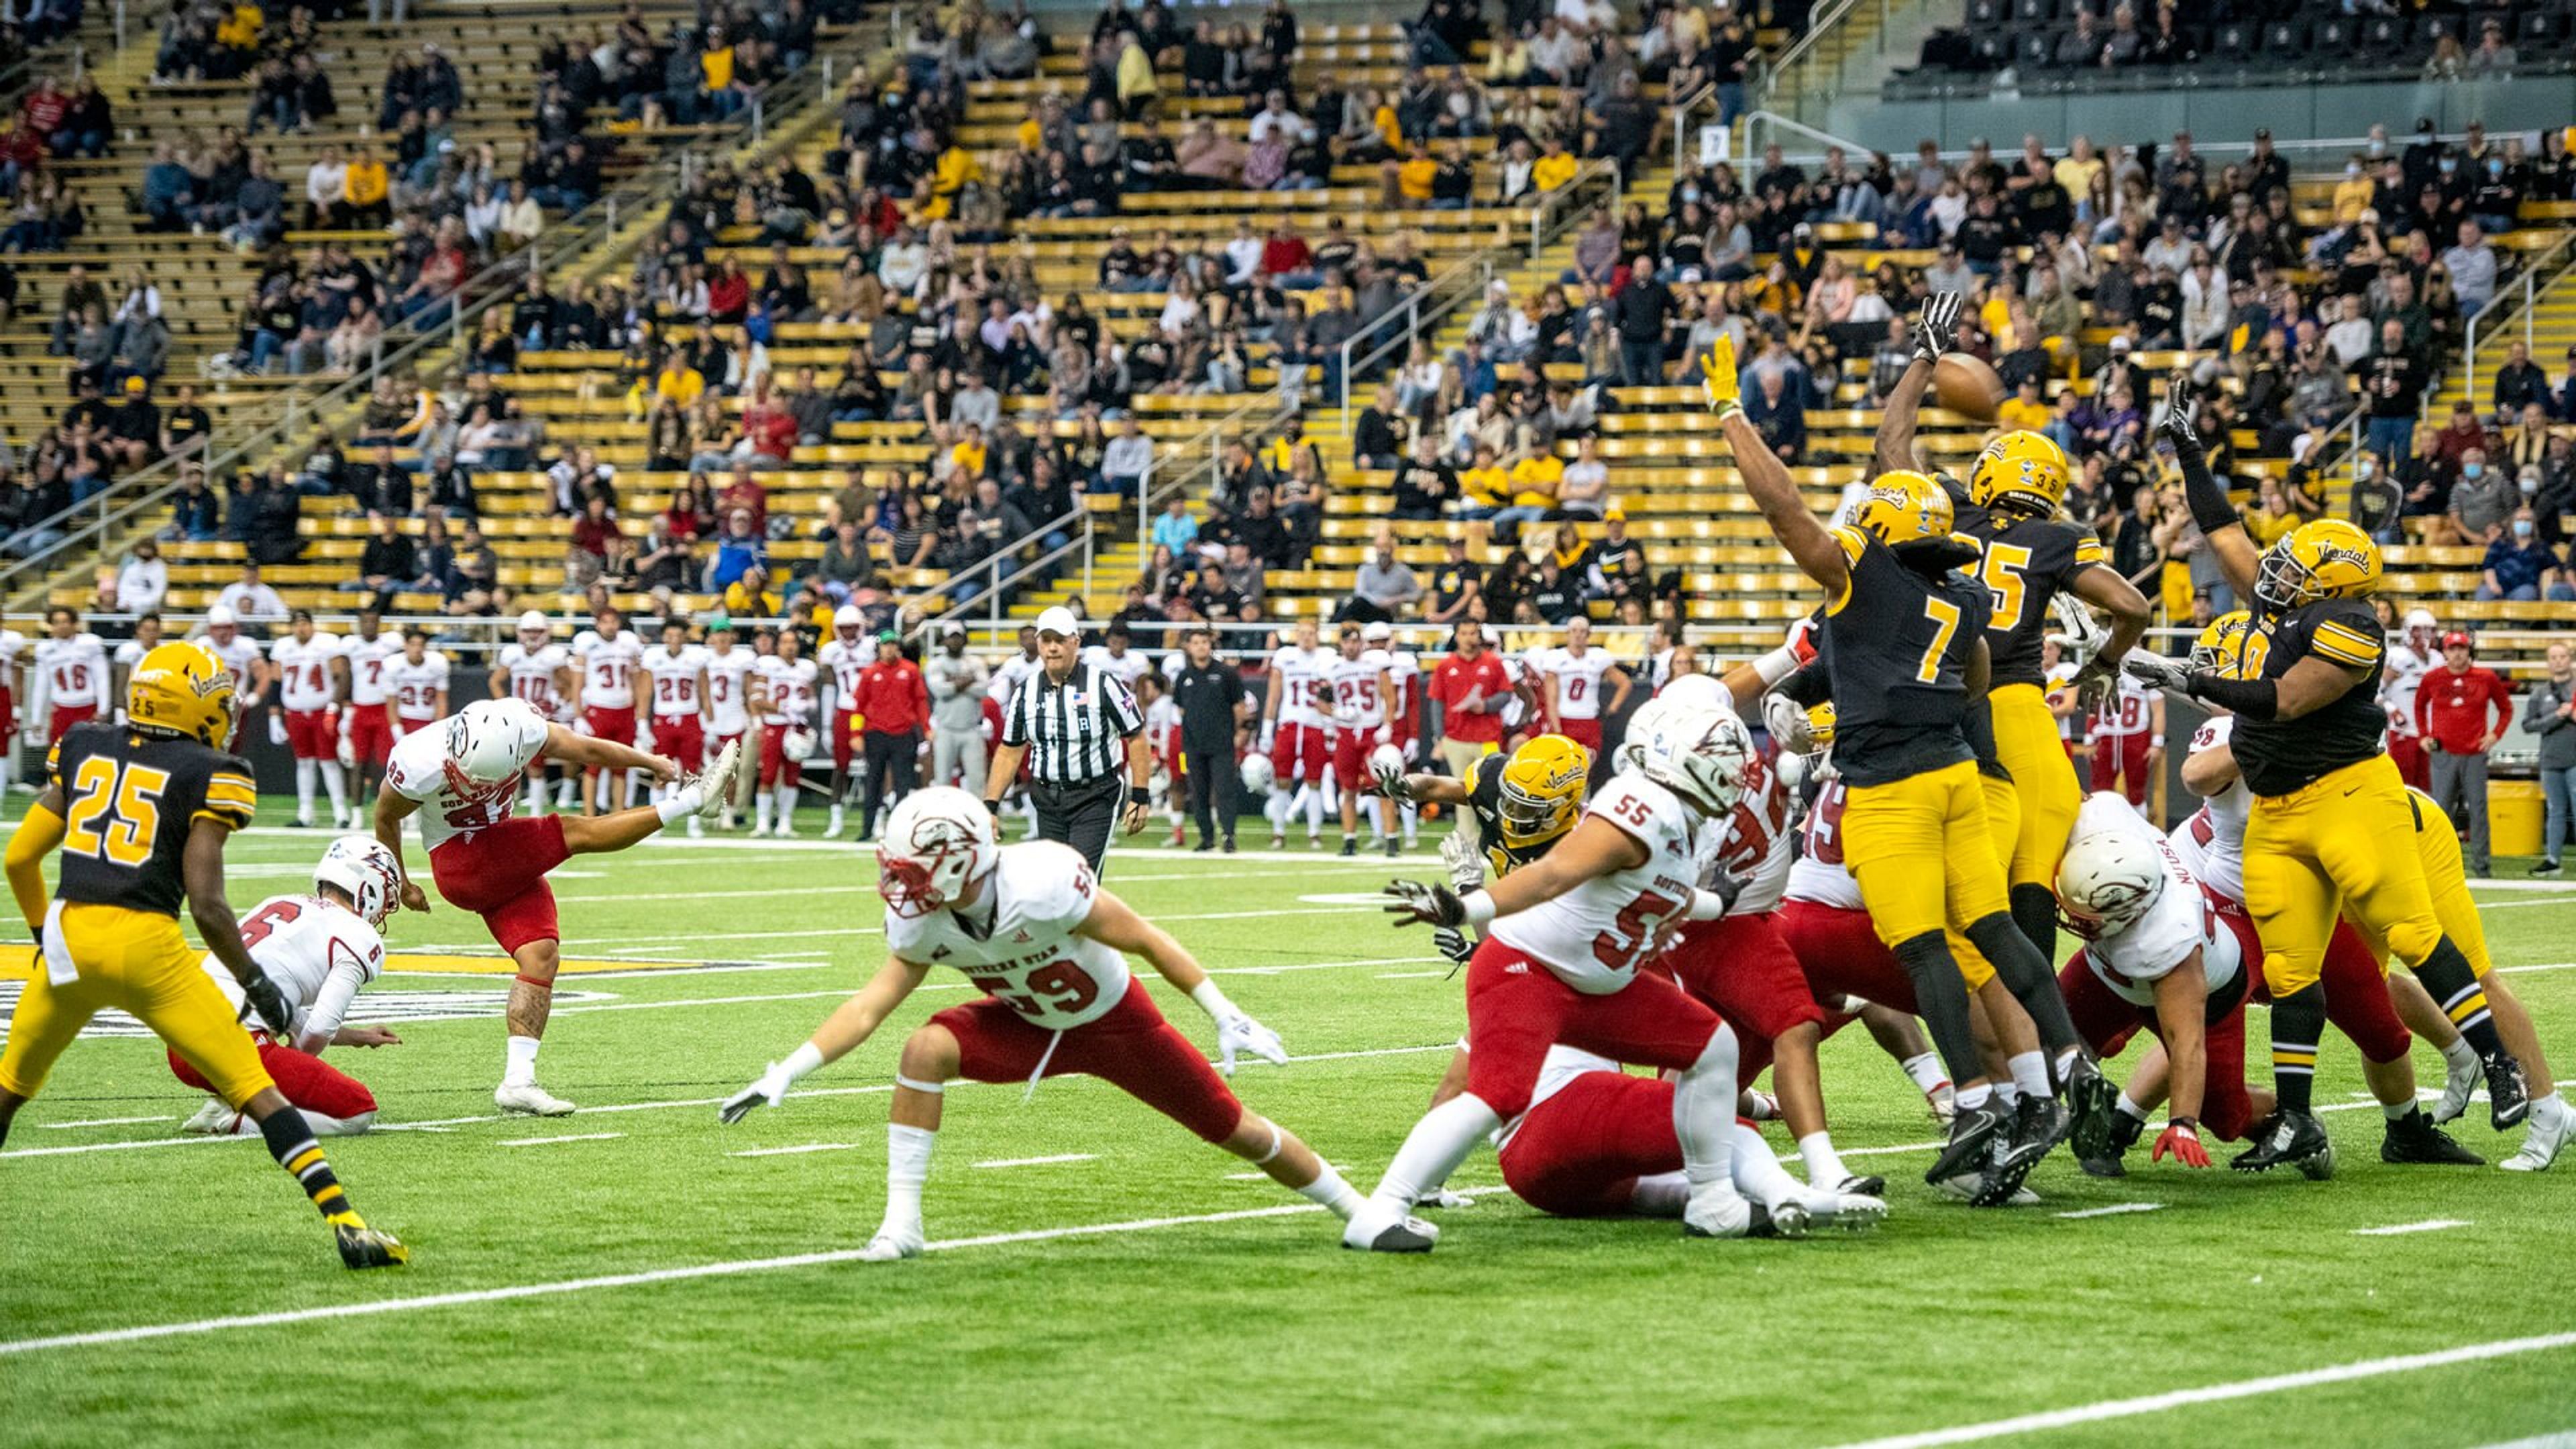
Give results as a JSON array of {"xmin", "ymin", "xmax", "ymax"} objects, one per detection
[
  {"xmin": 30, "ymin": 605, "xmax": 111, "ymax": 746},
  {"xmin": 2381, "ymin": 606, "xmax": 2439, "ymax": 790},
  {"xmin": 174, "ymin": 836, "xmax": 405, "ymax": 1138},
  {"xmin": 1362, "ymin": 701, "xmax": 1759, "ymax": 1250},
  {"xmin": 375, "ymin": 698, "xmax": 740, "ymax": 1115},
  {"xmin": 816, "ymin": 605, "xmax": 873, "ymax": 838},
  {"xmin": 340, "ymin": 609, "xmax": 404, "ymax": 795},
  {"xmin": 2086, "ymin": 668, "xmax": 2161, "ymax": 810},
  {"xmin": 642, "ymin": 617, "xmax": 716, "ymax": 836},
  {"xmin": 492, "ymin": 611, "xmax": 576, "ymax": 815},
  {"xmin": 1259, "ymin": 619, "xmax": 1334, "ymax": 848},
  {"xmin": 1080, "ymin": 621, "xmax": 1154, "ymax": 694},
  {"xmin": 1532, "ymin": 616, "xmax": 1631, "ymax": 755},
  {"xmin": 1324, "ymin": 625, "xmax": 1397, "ymax": 857},
  {"xmin": 383, "ymin": 630, "xmax": 450, "ymax": 743},
  {"xmin": 108, "ymin": 612, "xmax": 161, "ymax": 712},
  {"xmin": 0, "ymin": 619, "xmax": 25, "ymax": 775},
  {"xmin": 703, "ymin": 618, "xmax": 759, "ymax": 830},
  {"xmin": 751, "ymin": 628, "xmax": 820, "ymax": 837},
  {"xmin": 717, "ymin": 786, "xmax": 1358, "ymax": 1262},
  {"xmin": 197, "ymin": 604, "xmax": 268, "ymax": 730},
  {"xmin": 269, "ymin": 610, "xmax": 352, "ymax": 829},
  {"xmin": 1361, "ymin": 622, "xmax": 1423, "ymax": 847},
  {"xmin": 571, "ymin": 605, "xmax": 648, "ymax": 815}
]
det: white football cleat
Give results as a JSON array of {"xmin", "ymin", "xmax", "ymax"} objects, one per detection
[
  {"xmin": 2504, "ymin": 1099, "xmax": 2569, "ymax": 1173},
  {"xmin": 1810, "ymin": 1189, "xmax": 1888, "ymax": 1234},
  {"xmin": 684, "ymin": 741, "xmax": 743, "ymax": 821},
  {"xmin": 494, "ymin": 1082, "xmax": 577, "ymax": 1116},
  {"xmin": 1682, "ymin": 1183, "xmax": 1753, "ymax": 1239},
  {"xmin": 858, "ymin": 1228, "xmax": 924, "ymax": 1262},
  {"xmin": 179, "ymin": 1097, "xmax": 239, "ymax": 1135},
  {"xmin": 825, "ymin": 807, "xmax": 845, "ymax": 839},
  {"xmin": 2434, "ymin": 1051, "xmax": 2480, "ymax": 1125},
  {"xmin": 1416, "ymin": 1186, "xmax": 1479, "ymax": 1210},
  {"xmin": 686, "ymin": 816, "xmax": 704, "ymax": 837},
  {"xmin": 1340, "ymin": 1197, "xmax": 1439, "ymax": 1252}
]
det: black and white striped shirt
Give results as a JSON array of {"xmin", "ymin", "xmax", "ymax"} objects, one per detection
[{"xmin": 1002, "ymin": 661, "xmax": 1143, "ymax": 784}]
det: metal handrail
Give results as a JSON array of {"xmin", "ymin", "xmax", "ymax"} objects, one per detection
[
  {"xmin": 2461, "ymin": 229, "xmax": 2576, "ymax": 403},
  {"xmin": 1752, "ymin": 0, "xmax": 1874, "ymax": 111},
  {"xmin": 1, "ymin": 41, "xmax": 866, "ymax": 606}
]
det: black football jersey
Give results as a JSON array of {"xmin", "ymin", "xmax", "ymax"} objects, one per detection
[
  {"xmin": 1821, "ymin": 527, "xmax": 1992, "ymax": 790},
  {"xmin": 47, "ymin": 724, "xmax": 257, "ymax": 918},
  {"xmin": 1466, "ymin": 751, "xmax": 1565, "ymax": 877},
  {"xmin": 2231, "ymin": 598, "xmax": 2388, "ymax": 798},
  {"xmin": 1945, "ymin": 476, "xmax": 2109, "ymax": 690}
]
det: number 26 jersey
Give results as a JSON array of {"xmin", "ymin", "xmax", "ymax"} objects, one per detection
[{"xmin": 884, "ymin": 841, "xmax": 1132, "ymax": 1030}]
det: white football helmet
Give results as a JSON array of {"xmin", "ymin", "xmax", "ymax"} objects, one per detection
[
  {"xmin": 2055, "ymin": 830, "xmax": 2166, "ymax": 939},
  {"xmin": 833, "ymin": 603, "xmax": 865, "ymax": 638},
  {"xmin": 877, "ymin": 785, "xmax": 999, "ymax": 917},
  {"xmin": 1636, "ymin": 703, "xmax": 1753, "ymax": 818},
  {"xmin": 314, "ymin": 834, "xmax": 402, "ymax": 928},
  {"xmin": 1654, "ymin": 673, "xmax": 1729, "ymax": 711},
  {"xmin": 1239, "ymin": 751, "xmax": 1277, "ymax": 794},
  {"xmin": 444, "ymin": 698, "xmax": 548, "ymax": 789},
  {"xmin": 780, "ymin": 724, "xmax": 817, "ymax": 762}
]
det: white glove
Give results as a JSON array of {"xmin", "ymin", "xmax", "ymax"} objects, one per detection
[
  {"xmin": 1440, "ymin": 829, "xmax": 1486, "ymax": 891},
  {"xmin": 335, "ymin": 735, "xmax": 356, "ymax": 768},
  {"xmin": 1258, "ymin": 721, "xmax": 1276, "ymax": 752},
  {"xmin": 1373, "ymin": 723, "xmax": 1391, "ymax": 745},
  {"xmin": 267, "ymin": 712, "xmax": 288, "ymax": 746},
  {"xmin": 2123, "ymin": 652, "xmax": 2194, "ymax": 693},
  {"xmin": 1214, "ymin": 1011, "xmax": 1288, "ymax": 1076},
  {"xmin": 1762, "ymin": 692, "xmax": 1813, "ymax": 755}
]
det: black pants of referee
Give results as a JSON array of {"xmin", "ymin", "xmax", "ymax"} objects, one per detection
[
  {"xmin": 1031, "ymin": 773, "xmax": 1126, "ymax": 875},
  {"xmin": 860, "ymin": 728, "xmax": 920, "ymax": 838},
  {"xmin": 1184, "ymin": 747, "xmax": 1239, "ymax": 848}
]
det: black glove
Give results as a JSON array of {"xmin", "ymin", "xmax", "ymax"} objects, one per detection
[
  {"xmin": 241, "ymin": 973, "xmax": 295, "ymax": 1037},
  {"xmin": 2159, "ymin": 373, "xmax": 2200, "ymax": 453},
  {"xmin": 2070, "ymin": 654, "xmax": 2118, "ymax": 713},
  {"xmin": 1431, "ymin": 925, "xmax": 1475, "ymax": 964},
  {"xmin": 982, "ymin": 798, "xmax": 1002, "ymax": 818},
  {"xmin": 1912, "ymin": 291, "xmax": 1962, "ymax": 364},
  {"xmin": 2123, "ymin": 651, "xmax": 2193, "ymax": 694},
  {"xmin": 1383, "ymin": 879, "xmax": 1468, "ymax": 929}
]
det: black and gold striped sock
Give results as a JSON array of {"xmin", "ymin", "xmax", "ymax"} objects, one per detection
[
  {"xmin": 2412, "ymin": 938, "xmax": 2506, "ymax": 1059},
  {"xmin": 255, "ymin": 1108, "xmax": 362, "ymax": 1226},
  {"xmin": 2271, "ymin": 983, "xmax": 2325, "ymax": 1114}
]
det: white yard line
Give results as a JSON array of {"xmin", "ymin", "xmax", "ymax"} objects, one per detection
[
  {"xmin": 2055, "ymin": 1203, "xmax": 2165, "ymax": 1220},
  {"xmin": 2352, "ymin": 1219, "xmax": 2473, "ymax": 1236},
  {"xmin": 40, "ymin": 1116, "xmax": 171, "ymax": 1130},
  {"xmin": 973, "ymin": 1153, "xmax": 1096, "ymax": 1169},
  {"xmin": 727, "ymin": 1143, "xmax": 863, "ymax": 1158},
  {"xmin": 1816, "ymin": 1331, "xmax": 2576, "ymax": 1449},
  {"xmin": 0, "ymin": 1204, "xmax": 1331, "ymax": 1358},
  {"xmin": 497, "ymin": 1133, "xmax": 625, "ymax": 1147}
]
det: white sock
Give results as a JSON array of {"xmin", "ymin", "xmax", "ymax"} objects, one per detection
[
  {"xmin": 2383, "ymin": 1097, "xmax": 2414, "ymax": 1121},
  {"xmin": 319, "ymin": 759, "xmax": 349, "ymax": 823},
  {"xmin": 1955, "ymin": 1082, "xmax": 1993, "ymax": 1111},
  {"xmin": 525, "ymin": 777, "xmax": 545, "ymax": 814},
  {"xmin": 504, "ymin": 1034, "xmax": 542, "ymax": 1087},
  {"xmin": 2535, "ymin": 1092, "xmax": 2568, "ymax": 1128},
  {"xmin": 1265, "ymin": 791, "xmax": 1288, "ymax": 832},
  {"xmin": 2441, "ymin": 1035, "xmax": 2480, "ymax": 1074},
  {"xmin": 773, "ymin": 784, "xmax": 796, "ymax": 825},
  {"xmin": 1900, "ymin": 1051, "xmax": 1950, "ymax": 1095},
  {"xmin": 654, "ymin": 787, "xmax": 699, "ymax": 827},
  {"xmin": 1303, "ymin": 785, "xmax": 1325, "ymax": 836},
  {"xmin": 1630, "ymin": 1170, "xmax": 1692, "ymax": 1216},
  {"xmin": 1796, "ymin": 1130, "xmax": 1850, "ymax": 1189},
  {"xmin": 1672, "ymin": 1024, "xmax": 1740, "ymax": 1188},
  {"xmin": 2116, "ymin": 1095, "xmax": 2149, "ymax": 1123},
  {"xmin": 1995, "ymin": 1080, "xmax": 2022, "ymax": 1108},
  {"xmin": 879, "ymin": 1122, "xmax": 936, "ymax": 1240},
  {"xmin": 1732, "ymin": 1122, "xmax": 1811, "ymax": 1211},
  {"xmin": 2008, "ymin": 1051, "xmax": 2051, "ymax": 1102},
  {"xmin": 2053, "ymin": 1044, "xmax": 2082, "ymax": 1085},
  {"xmin": 756, "ymin": 793, "xmax": 773, "ymax": 834},
  {"xmin": 1369, "ymin": 1092, "xmax": 1501, "ymax": 1208},
  {"xmin": 295, "ymin": 759, "xmax": 316, "ymax": 820},
  {"xmin": 1294, "ymin": 1163, "xmax": 1362, "ymax": 1221},
  {"xmin": 556, "ymin": 775, "xmax": 577, "ymax": 807},
  {"xmin": 1402, "ymin": 802, "xmax": 1418, "ymax": 843}
]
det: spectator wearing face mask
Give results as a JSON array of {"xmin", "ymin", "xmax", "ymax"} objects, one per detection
[
  {"xmin": 2478, "ymin": 506, "xmax": 2573, "ymax": 601},
  {"xmin": 2447, "ymin": 446, "xmax": 2514, "ymax": 546}
]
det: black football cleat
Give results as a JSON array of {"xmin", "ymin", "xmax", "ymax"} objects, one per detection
[
  {"xmin": 2381, "ymin": 1108, "xmax": 2486, "ymax": 1166},
  {"xmin": 2231, "ymin": 1110, "xmax": 2335, "ymax": 1179},
  {"xmin": 2063, "ymin": 1055, "xmax": 2118, "ymax": 1158},
  {"xmin": 2485, "ymin": 1051, "xmax": 2532, "ymax": 1130},
  {"xmin": 2000, "ymin": 1094, "xmax": 2068, "ymax": 1171},
  {"xmin": 1925, "ymin": 1099, "xmax": 2012, "ymax": 1185},
  {"xmin": 334, "ymin": 1220, "xmax": 410, "ymax": 1270},
  {"xmin": 1835, "ymin": 1173, "xmax": 1886, "ymax": 1198},
  {"xmin": 2080, "ymin": 1109, "xmax": 2146, "ymax": 1179}
]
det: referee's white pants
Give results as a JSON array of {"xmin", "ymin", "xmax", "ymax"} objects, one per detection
[{"xmin": 932, "ymin": 727, "xmax": 988, "ymax": 793}]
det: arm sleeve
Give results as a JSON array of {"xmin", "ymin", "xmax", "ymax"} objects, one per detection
[
  {"xmin": 301, "ymin": 949, "xmax": 374, "ymax": 1042},
  {"xmin": 2176, "ymin": 439, "xmax": 2241, "ymax": 537}
]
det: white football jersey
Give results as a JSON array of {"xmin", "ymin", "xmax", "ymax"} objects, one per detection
[
  {"xmin": 203, "ymin": 633, "xmax": 264, "ymax": 698},
  {"xmin": 0, "ymin": 629, "xmax": 24, "ymax": 693},
  {"xmin": 643, "ymin": 643, "xmax": 712, "ymax": 718},
  {"xmin": 755, "ymin": 655, "xmax": 819, "ymax": 726},
  {"xmin": 1382, "ymin": 649, "xmax": 1419, "ymax": 729},
  {"xmin": 344, "ymin": 631, "xmax": 402, "ymax": 706},
  {"xmin": 1695, "ymin": 751, "xmax": 1796, "ymax": 917},
  {"xmin": 1080, "ymin": 645, "xmax": 1152, "ymax": 695},
  {"xmin": 111, "ymin": 637, "xmax": 146, "ymax": 670},
  {"xmin": 818, "ymin": 637, "xmax": 871, "ymax": 713},
  {"xmin": 704, "ymin": 645, "xmax": 757, "ymax": 734},
  {"xmin": 1269, "ymin": 644, "xmax": 1332, "ymax": 727},
  {"xmin": 1491, "ymin": 773, "xmax": 1703, "ymax": 994},
  {"xmin": 883, "ymin": 841, "xmax": 1132, "ymax": 1030},
  {"xmin": 384, "ymin": 715, "xmax": 542, "ymax": 851},
  {"xmin": 270, "ymin": 633, "xmax": 344, "ymax": 713},
  {"xmin": 498, "ymin": 642, "xmax": 572, "ymax": 719},
  {"xmin": 1784, "ymin": 771, "xmax": 1865, "ymax": 912},
  {"xmin": 36, "ymin": 632, "xmax": 109, "ymax": 708},
  {"xmin": 1534, "ymin": 645, "xmax": 1617, "ymax": 720},
  {"xmin": 1325, "ymin": 652, "xmax": 1389, "ymax": 729},
  {"xmin": 385, "ymin": 651, "xmax": 451, "ymax": 722},
  {"xmin": 2090, "ymin": 672, "xmax": 2154, "ymax": 739},
  {"xmin": 990, "ymin": 651, "xmax": 1042, "ymax": 716},
  {"xmin": 200, "ymin": 892, "xmax": 386, "ymax": 1042},
  {"xmin": 2070, "ymin": 792, "xmax": 2240, "ymax": 1007},
  {"xmin": 2169, "ymin": 714, "xmax": 2251, "ymax": 904},
  {"xmin": 2046, "ymin": 660, "xmax": 2078, "ymax": 741},
  {"xmin": 2381, "ymin": 639, "xmax": 2431, "ymax": 740},
  {"xmin": 572, "ymin": 629, "xmax": 645, "ymax": 709}
]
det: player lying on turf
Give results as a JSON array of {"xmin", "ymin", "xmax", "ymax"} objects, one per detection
[
  {"xmin": 175, "ymin": 835, "xmax": 407, "ymax": 1138},
  {"xmin": 717, "ymin": 785, "xmax": 1377, "ymax": 1261},
  {"xmin": 374, "ymin": 697, "xmax": 740, "ymax": 1116},
  {"xmin": 1360, "ymin": 700, "xmax": 1760, "ymax": 1250},
  {"xmin": 0, "ymin": 641, "xmax": 405, "ymax": 1269}
]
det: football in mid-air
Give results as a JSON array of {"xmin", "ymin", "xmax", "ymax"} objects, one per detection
[{"xmin": 1933, "ymin": 353, "xmax": 2006, "ymax": 422}]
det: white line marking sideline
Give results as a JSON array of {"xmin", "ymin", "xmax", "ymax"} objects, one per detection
[
  {"xmin": 727, "ymin": 1143, "xmax": 863, "ymax": 1158},
  {"xmin": 2055, "ymin": 1203, "xmax": 2165, "ymax": 1220},
  {"xmin": 0, "ymin": 1204, "xmax": 1332, "ymax": 1358},
  {"xmin": 40, "ymin": 1116, "xmax": 171, "ymax": 1130},
  {"xmin": 2352, "ymin": 1219, "xmax": 2473, "ymax": 1236},
  {"xmin": 973, "ymin": 1153, "xmax": 1097, "ymax": 1169},
  {"xmin": 1816, "ymin": 1330, "xmax": 2576, "ymax": 1449},
  {"xmin": 497, "ymin": 1133, "xmax": 626, "ymax": 1147}
]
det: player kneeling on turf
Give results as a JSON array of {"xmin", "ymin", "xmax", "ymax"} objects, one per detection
[
  {"xmin": 719, "ymin": 785, "xmax": 1366, "ymax": 1261},
  {"xmin": 176, "ymin": 835, "xmax": 406, "ymax": 1138}
]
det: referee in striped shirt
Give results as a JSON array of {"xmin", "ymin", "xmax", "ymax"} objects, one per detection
[{"xmin": 983, "ymin": 606, "xmax": 1152, "ymax": 873}]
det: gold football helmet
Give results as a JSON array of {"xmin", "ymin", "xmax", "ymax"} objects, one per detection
[
  {"xmin": 1496, "ymin": 733, "xmax": 1588, "ymax": 847},
  {"xmin": 2252, "ymin": 519, "xmax": 2381, "ymax": 613},
  {"xmin": 2188, "ymin": 609, "xmax": 2263, "ymax": 679},
  {"xmin": 1968, "ymin": 430, "xmax": 2072, "ymax": 515},
  {"xmin": 1850, "ymin": 470, "xmax": 1977, "ymax": 557},
  {"xmin": 127, "ymin": 640, "xmax": 237, "ymax": 747},
  {"xmin": 1805, "ymin": 701, "xmax": 1837, "ymax": 751}
]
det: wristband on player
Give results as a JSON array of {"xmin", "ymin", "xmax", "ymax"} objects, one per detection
[
  {"xmin": 2149, "ymin": 734, "xmax": 2164, "ymax": 749},
  {"xmin": 2167, "ymin": 1115, "xmax": 2199, "ymax": 1133},
  {"xmin": 1460, "ymin": 889, "xmax": 1498, "ymax": 930},
  {"xmin": 1752, "ymin": 645, "xmax": 1803, "ymax": 689},
  {"xmin": 1188, "ymin": 978, "xmax": 1242, "ymax": 1022},
  {"xmin": 780, "ymin": 1040, "xmax": 824, "ymax": 1083}
]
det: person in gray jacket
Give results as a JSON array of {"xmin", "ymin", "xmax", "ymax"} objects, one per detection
[
  {"xmin": 925, "ymin": 623, "xmax": 992, "ymax": 794},
  {"xmin": 2528, "ymin": 639, "xmax": 2576, "ymax": 876}
]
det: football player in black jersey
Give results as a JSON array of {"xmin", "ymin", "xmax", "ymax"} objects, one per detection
[
  {"xmin": 1707, "ymin": 328, "xmax": 2102, "ymax": 1205},
  {"xmin": 2126, "ymin": 375, "xmax": 2528, "ymax": 1174},
  {"xmin": 1873, "ymin": 321, "xmax": 2153, "ymax": 969},
  {"xmin": 0, "ymin": 641, "xmax": 407, "ymax": 1268}
]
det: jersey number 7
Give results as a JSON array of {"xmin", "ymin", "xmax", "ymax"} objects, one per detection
[{"xmin": 1913, "ymin": 597, "xmax": 1962, "ymax": 685}]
